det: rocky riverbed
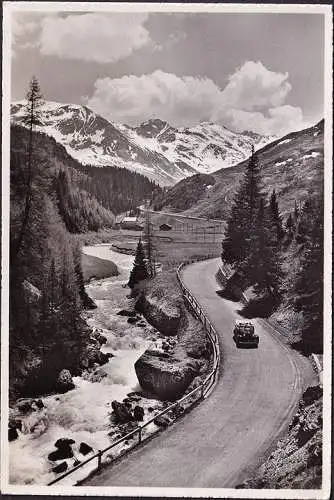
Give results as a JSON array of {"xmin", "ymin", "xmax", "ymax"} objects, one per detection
[
  {"xmin": 9, "ymin": 245, "xmax": 212, "ymax": 486},
  {"xmin": 8, "ymin": 246, "xmax": 168, "ymax": 485}
]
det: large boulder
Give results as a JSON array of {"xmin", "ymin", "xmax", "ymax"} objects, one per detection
[
  {"xmin": 91, "ymin": 328, "xmax": 107, "ymax": 346},
  {"xmin": 81, "ymin": 345, "xmax": 110, "ymax": 369},
  {"xmin": 135, "ymin": 294, "xmax": 181, "ymax": 337},
  {"xmin": 9, "ymin": 427, "xmax": 19, "ymax": 441},
  {"xmin": 48, "ymin": 438, "xmax": 75, "ymax": 461},
  {"xmin": 111, "ymin": 400, "xmax": 134, "ymax": 424},
  {"xmin": 15, "ymin": 398, "xmax": 44, "ymax": 413},
  {"xmin": 56, "ymin": 369, "xmax": 75, "ymax": 393},
  {"xmin": 52, "ymin": 462, "xmax": 68, "ymax": 474},
  {"xmin": 79, "ymin": 442, "xmax": 93, "ymax": 456},
  {"xmin": 117, "ymin": 309, "xmax": 137, "ymax": 317},
  {"xmin": 133, "ymin": 405, "xmax": 144, "ymax": 421},
  {"xmin": 135, "ymin": 349, "xmax": 200, "ymax": 401}
]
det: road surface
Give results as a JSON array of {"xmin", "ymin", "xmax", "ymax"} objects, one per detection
[{"xmin": 85, "ymin": 258, "xmax": 303, "ymax": 488}]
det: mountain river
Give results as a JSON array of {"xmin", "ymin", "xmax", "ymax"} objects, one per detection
[{"xmin": 9, "ymin": 244, "xmax": 163, "ymax": 486}]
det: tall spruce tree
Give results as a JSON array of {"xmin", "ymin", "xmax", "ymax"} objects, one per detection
[
  {"xmin": 248, "ymin": 198, "xmax": 283, "ymax": 299},
  {"xmin": 294, "ymin": 194, "xmax": 323, "ymax": 353},
  {"xmin": 143, "ymin": 210, "xmax": 156, "ymax": 278},
  {"xmin": 12, "ymin": 77, "xmax": 43, "ymax": 262},
  {"xmin": 222, "ymin": 147, "xmax": 263, "ymax": 269},
  {"xmin": 128, "ymin": 239, "xmax": 149, "ymax": 289},
  {"xmin": 269, "ymin": 190, "xmax": 284, "ymax": 240}
]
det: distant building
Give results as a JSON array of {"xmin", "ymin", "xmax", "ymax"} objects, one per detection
[
  {"xmin": 159, "ymin": 223, "xmax": 172, "ymax": 231},
  {"xmin": 121, "ymin": 217, "xmax": 143, "ymax": 230}
]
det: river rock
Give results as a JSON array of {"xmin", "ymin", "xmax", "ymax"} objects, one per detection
[
  {"xmin": 135, "ymin": 349, "xmax": 200, "ymax": 401},
  {"xmin": 154, "ymin": 414, "xmax": 172, "ymax": 428},
  {"xmin": 133, "ymin": 405, "xmax": 144, "ymax": 421},
  {"xmin": 9, "ymin": 427, "xmax": 19, "ymax": 441},
  {"xmin": 9, "ymin": 417, "xmax": 22, "ymax": 432},
  {"xmin": 112, "ymin": 400, "xmax": 134, "ymax": 423},
  {"xmin": 55, "ymin": 438, "xmax": 75, "ymax": 448},
  {"xmin": 135, "ymin": 294, "xmax": 181, "ymax": 337},
  {"xmin": 81, "ymin": 345, "xmax": 110, "ymax": 369},
  {"xmin": 49, "ymin": 438, "xmax": 75, "ymax": 461},
  {"xmin": 79, "ymin": 442, "xmax": 93, "ymax": 455},
  {"xmin": 57, "ymin": 369, "xmax": 75, "ymax": 393},
  {"xmin": 84, "ymin": 366, "xmax": 108, "ymax": 383},
  {"xmin": 119, "ymin": 421, "xmax": 138, "ymax": 437},
  {"xmin": 117, "ymin": 309, "xmax": 137, "ymax": 317},
  {"xmin": 52, "ymin": 462, "xmax": 68, "ymax": 474},
  {"xmin": 91, "ymin": 329, "xmax": 107, "ymax": 346},
  {"xmin": 16, "ymin": 398, "xmax": 35, "ymax": 414}
]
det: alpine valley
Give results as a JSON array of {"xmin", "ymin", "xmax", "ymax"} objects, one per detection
[{"xmin": 11, "ymin": 101, "xmax": 276, "ymax": 186}]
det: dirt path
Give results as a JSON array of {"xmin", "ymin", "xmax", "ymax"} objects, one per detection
[{"xmin": 84, "ymin": 258, "xmax": 308, "ymax": 488}]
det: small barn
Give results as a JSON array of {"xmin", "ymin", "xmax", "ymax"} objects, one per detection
[
  {"xmin": 159, "ymin": 223, "xmax": 172, "ymax": 231},
  {"xmin": 121, "ymin": 217, "xmax": 143, "ymax": 230}
]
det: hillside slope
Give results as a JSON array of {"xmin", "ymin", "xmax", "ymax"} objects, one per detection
[
  {"xmin": 11, "ymin": 124, "xmax": 161, "ymax": 220},
  {"xmin": 157, "ymin": 120, "xmax": 324, "ymax": 219}
]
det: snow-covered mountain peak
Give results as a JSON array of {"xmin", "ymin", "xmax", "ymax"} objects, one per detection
[{"xmin": 11, "ymin": 100, "xmax": 276, "ymax": 185}]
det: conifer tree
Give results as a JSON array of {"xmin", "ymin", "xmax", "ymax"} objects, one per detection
[
  {"xmin": 128, "ymin": 239, "xmax": 149, "ymax": 289},
  {"xmin": 222, "ymin": 147, "xmax": 263, "ymax": 268},
  {"xmin": 285, "ymin": 213, "xmax": 295, "ymax": 238},
  {"xmin": 269, "ymin": 190, "xmax": 284, "ymax": 240},
  {"xmin": 294, "ymin": 194, "xmax": 323, "ymax": 353},
  {"xmin": 12, "ymin": 77, "xmax": 43, "ymax": 261},
  {"xmin": 294, "ymin": 200, "xmax": 300, "ymax": 221},
  {"xmin": 143, "ymin": 210, "xmax": 156, "ymax": 278},
  {"xmin": 248, "ymin": 198, "xmax": 283, "ymax": 299}
]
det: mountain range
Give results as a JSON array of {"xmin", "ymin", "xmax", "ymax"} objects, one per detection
[
  {"xmin": 11, "ymin": 101, "xmax": 275, "ymax": 186},
  {"xmin": 154, "ymin": 119, "xmax": 324, "ymax": 219}
]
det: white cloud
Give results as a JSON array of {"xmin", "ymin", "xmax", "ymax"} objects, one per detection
[
  {"xmin": 86, "ymin": 62, "xmax": 305, "ymax": 136},
  {"xmin": 38, "ymin": 13, "xmax": 152, "ymax": 63},
  {"xmin": 11, "ymin": 12, "xmax": 44, "ymax": 56},
  {"xmin": 219, "ymin": 61, "xmax": 291, "ymax": 111},
  {"xmin": 86, "ymin": 70, "xmax": 221, "ymax": 126},
  {"xmin": 226, "ymin": 106, "xmax": 305, "ymax": 135}
]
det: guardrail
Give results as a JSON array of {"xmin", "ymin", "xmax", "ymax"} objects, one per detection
[{"xmin": 48, "ymin": 258, "xmax": 221, "ymax": 486}]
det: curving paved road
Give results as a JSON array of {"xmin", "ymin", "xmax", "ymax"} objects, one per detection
[{"xmin": 85, "ymin": 258, "xmax": 303, "ymax": 488}]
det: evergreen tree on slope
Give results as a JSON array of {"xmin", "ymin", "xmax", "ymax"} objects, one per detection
[
  {"xmin": 222, "ymin": 147, "xmax": 263, "ymax": 270},
  {"xmin": 128, "ymin": 239, "xmax": 149, "ymax": 289},
  {"xmin": 269, "ymin": 189, "xmax": 285, "ymax": 241},
  {"xmin": 248, "ymin": 198, "xmax": 283, "ymax": 300},
  {"xmin": 12, "ymin": 76, "xmax": 43, "ymax": 262},
  {"xmin": 294, "ymin": 193, "xmax": 323, "ymax": 353}
]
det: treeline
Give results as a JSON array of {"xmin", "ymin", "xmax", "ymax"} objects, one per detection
[
  {"xmin": 54, "ymin": 170, "xmax": 114, "ymax": 233},
  {"xmin": 221, "ymin": 148, "xmax": 323, "ymax": 354},
  {"xmin": 77, "ymin": 165, "xmax": 162, "ymax": 215},
  {"xmin": 10, "ymin": 124, "xmax": 92, "ymax": 397},
  {"xmin": 12, "ymin": 125, "xmax": 115, "ymax": 234}
]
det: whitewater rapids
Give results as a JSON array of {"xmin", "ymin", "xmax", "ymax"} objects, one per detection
[{"xmin": 9, "ymin": 245, "xmax": 154, "ymax": 485}]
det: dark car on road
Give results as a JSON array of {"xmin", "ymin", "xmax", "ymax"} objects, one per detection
[{"xmin": 233, "ymin": 320, "xmax": 259, "ymax": 348}]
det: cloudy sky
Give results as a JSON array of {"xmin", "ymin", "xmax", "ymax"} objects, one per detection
[{"xmin": 10, "ymin": 10, "xmax": 324, "ymax": 136}]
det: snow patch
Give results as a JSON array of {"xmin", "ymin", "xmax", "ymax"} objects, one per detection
[
  {"xmin": 302, "ymin": 152, "xmax": 321, "ymax": 160},
  {"xmin": 278, "ymin": 138, "xmax": 292, "ymax": 146}
]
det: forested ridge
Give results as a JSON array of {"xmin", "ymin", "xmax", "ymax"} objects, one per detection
[
  {"xmin": 10, "ymin": 124, "xmax": 94, "ymax": 398},
  {"xmin": 221, "ymin": 149, "xmax": 323, "ymax": 354}
]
